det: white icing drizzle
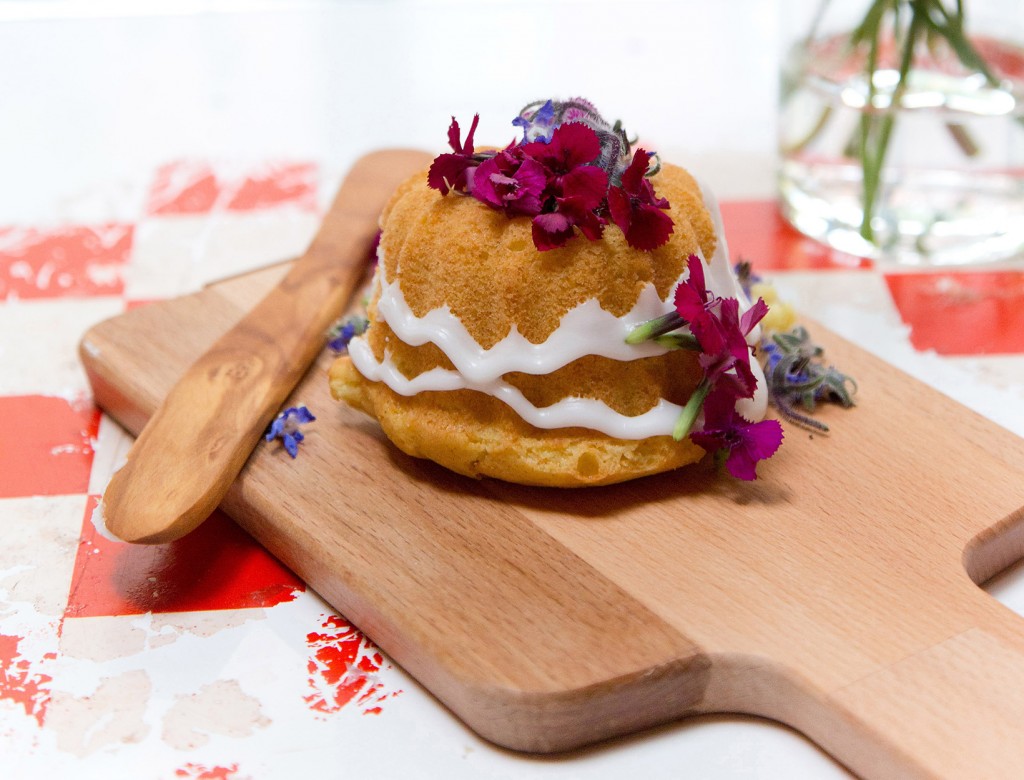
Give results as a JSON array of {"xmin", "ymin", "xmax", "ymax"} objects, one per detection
[
  {"xmin": 348, "ymin": 183, "xmax": 769, "ymax": 439},
  {"xmin": 375, "ymin": 277, "xmax": 671, "ymax": 383},
  {"xmin": 347, "ymin": 340, "xmax": 686, "ymax": 439}
]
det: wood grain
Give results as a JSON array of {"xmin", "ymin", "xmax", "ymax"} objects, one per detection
[
  {"xmin": 80, "ymin": 151, "xmax": 1024, "ymax": 778},
  {"xmin": 99, "ymin": 149, "xmax": 430, "ymax": 544}
]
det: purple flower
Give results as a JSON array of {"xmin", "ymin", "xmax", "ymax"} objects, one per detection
[
  {"xmin": 671, "ymin": 255, "xmax": 769, "ymax": 400},
  {"xmin": 522, "ymin": 122, "xmax": 609, "ymax": 209},
  {"xmin": 328, "ymin": 315, "xmax": 368, "ymax": 353},
  {"xmin": 674, "ymin": 254, "xmax": 726, "ymax": 357},
  {"xmin": 691, "ymin": 388, "xmax": 783, "ymax": 481},
  {"xmin": 472, "ymin": 147, "xmax": 547, "ymax": 217},
  {"xmin": 607, "ymin": 149, "xmax": 673, "ymax": 251},
  {"xmin": 530, "ymin": 211, "xmax": 576, "ymax": 251},
  {"xmin": 265, "ymin": 405, "xmax": 315, "ymax": 458},
  {"xmin": 698, "ymin": 296, "xmax": 769, "ymax": 400},
  {"xmin": 522, "ymin": 121, "xmax": 602, "ymax": 179},
  {"xmin": 512, "ymin": 99, "xmax": 557, "ymax": 143},
  {"xmin": 521, "ymin": 123, "xmax": 609, "ymax": 250},
  {"xmin": 427, "ymin": 102, "xmax": 679, "ymax": 253},
  {"xmin": 427, "ymin": 114, "xmax": 480, "ymax": 196}
]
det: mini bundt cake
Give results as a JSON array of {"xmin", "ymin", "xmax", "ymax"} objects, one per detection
[{"xmin": 329, "ymin": 99, "xmax": 772, "ymax": 486}]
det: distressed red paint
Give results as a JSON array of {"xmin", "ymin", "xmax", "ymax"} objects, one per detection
[
  {"xmin": 65, "ymin": 497, "xmax": 304, "ymax": 618},
  {"xmin": 146, "ymin": 161, "xmax": 318, "ymax": 215},
  {"xmin": 146, "ymin": 162, "xmax": 221, "ymax": 215},
  {"xmin": 174, "ymin": 762, "xmax": 240, "ymax": 779},
  {"xmin": 0, "ymin": 395, "xmax": 100, "ymax": 498},
  {"xmin": 0, "ymin": 224, "xmax": 131, "ymax": 300},
  {"xmin": 304, "ymin": 614, "xmax": 398, "ymax": 716},
  {"xmin": 0, "ymin": 634, "xmax": 52, "ymax": 726},
  {"xmin": 885, "ymin": 270, "xmax": 1024, "ymax": 355},
  {"xmin": 227, "ymin": 163, "xmax": 318, "ymax": 212},
  {"xmin": 720, "ymin": 200, "xmax": 872, "ymax": 272}
]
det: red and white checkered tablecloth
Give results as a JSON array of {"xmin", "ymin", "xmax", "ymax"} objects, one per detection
[{"xmin": 4, "ymin": 157, "xmax": 1024, "ymax": 779}]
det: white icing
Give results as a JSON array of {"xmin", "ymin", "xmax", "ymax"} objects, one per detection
[
  {"xmin": 347, "ymin": 340, "xmax": 687, "ymax": 439},
  {"xmin": 375, "ymin": 277, "xmax": 671, "ymax": 383},
  {"xmin": 348, "ymin": 183, "xmax": 769, "ymax": 439}
]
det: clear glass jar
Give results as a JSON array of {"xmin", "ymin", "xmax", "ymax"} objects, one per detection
[{"xmin": 778, "ymin": 0, "xmax": 1024, "ymax": 265}]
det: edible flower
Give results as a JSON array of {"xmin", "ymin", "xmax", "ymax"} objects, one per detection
[
  {"xmin": 427, "ymin": 114, "xmax": 480, "ymax": 196},
  {"xmin": 427, "ymin": 98, "xmax": 673, "ymax": 252},
  {"xmin": 643, "ymin": 255, "xmax": 771, "ymax": 457},
  {"xmin": 696, "ymin": 296, "xmax": 770, "ymax": 402},
  {"xmin": 327, "ymin": 314, "xmax": 369, "ymax": 354},
  {"xmin": 265, "ymin": 405, "xmax": 315, "ymax": 458},
  {"xmin": 472, "ymin": 147, "xmax": 547, "ymax": 217},
  {"xmin": 734, "ymin": 261, "xmax": 856, "ymax": 432},
  {"xmin": 762, "ymin": 326, "xmax": 857, "ymax": 432},
  {"xmin": 691, "ymin": 387, "xmax": 784, "ymax": 481},
  {"xmin": 512, "ymin": 98, "xmax": 557, "ymax": 143},
  {"xmin": 607, "ymin": 149, "xmax": 674, "ymax": 251},
  {"xmin": 629, "ymin": 254, "xmax": 777, "ymax": 477},
  {"xmin": 628, "ymin": 257, "xmax": 856, "ymax": 480}
]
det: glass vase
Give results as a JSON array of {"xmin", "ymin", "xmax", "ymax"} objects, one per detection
[{"xmin": 778, "ymin": 0, "xmax": 1024, "ymax": 265}]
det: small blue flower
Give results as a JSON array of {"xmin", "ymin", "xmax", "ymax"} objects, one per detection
[
  {"xmin": 327, "ymin": 315, "xmax": 369, "ymax": 353},
  {"xmin": 265, "ymin": 405, "xmax": 315, "ymax": 458},
  {"xmin": 513, "ymin": 99, "xmax": 557, "ymax": 144},
  {"xmin": 761, "ymin": 326, "xmax": 856, "ymax": 432}
]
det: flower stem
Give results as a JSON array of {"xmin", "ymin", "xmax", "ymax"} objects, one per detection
[
  {"xmin": 673, "ymin": 380, "xmax": 711, "ymax": 441},
  {"xmin": 860, "ymin": 0, "xmax": 925, "ymax": 242},
  {"xmin": 626, "ymin": 312, "xmax": 685, "ymax": 344},
  {"xmin": 654, "ymin": 332, "xmax": 701, "ymax": 350}
]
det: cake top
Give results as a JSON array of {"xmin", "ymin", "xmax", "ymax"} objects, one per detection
[{"xmin": 427, "ymin": 98, "xmax": 681, "ymax": 253}]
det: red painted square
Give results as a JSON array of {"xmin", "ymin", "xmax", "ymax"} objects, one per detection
[
  {"xmin": 0, "ymin": 633, "xmax": 53, "ymax": 727},
  {"xmin": 0, "ymin": 395, "xmax": 99, "ymax": 498},
  {"xmin": 885, "ymin": 271, "xmax": 1024, "ymax": 355},
  {"xmin": 720, "ymin": 200, "xmax": 871, "ymax": 272},
  {"xmin": 146, "ymin": 162, "xmax": 220, "ymax": 215},
  {"xmin": 66, "ymin": 497, "xmax": 305, "ymax": 618},
  {"xmin": 0, "ymin": 224, "xmax": 131, "ymax": 300},
  {"xmin": 226, "ymin": 162, "xmax": 318, "ymax": 212},
  {"xmin": 146, "ymin": 161, "xmax": 318, "ymax": 215}
]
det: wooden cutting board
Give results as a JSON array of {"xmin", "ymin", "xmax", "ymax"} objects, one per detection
[{"xmin": 80, "ymin": 151, "xmax": 1024, "ymax": 779}]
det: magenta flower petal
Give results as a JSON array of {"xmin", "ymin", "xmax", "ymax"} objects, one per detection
[
  {"xmin": 523, "ymin": 122, "xmax": 602, "ymax": 172},
  {"xmin": 560, "ymin": 165, "xmax": 608, "ymax": 210},
  {"xmin": 472, "ymin": 151, "xmax": 547, "ymax": 216},
  {"xmin": 606, "ymin": 186, "xmax": 632, "ymax": 233},
  {"xmin": 620, "ymin": 202, "xmax": 674, "ymax": 250},
  {"xmin": 531, "ymin": 211, "xmax": 574, "ymax": 250},
  {"xmin": 470, "ymin": 155, "xmax": 504, "ymax": 207},
  {"xmin": 557, "ymin": 196, "xmax": 606, "ymax": 241},
  {"xmin": 427, "ymin": 154, "xmax": 473, "ymax": 196},
  {"xmin": 674, "ymin": 256, "xmax": 726, "ymax": 356},
  {"xmin": 619, "ymin": 146, "xmax": 650, "ymax": 193},
  {"xmin": 608, "ymin": 148, "xmax": 673, "ymax": 251},
  {"xmin": 691, "ymin": 389, "xmax": 783, "ymax": 481},
  {"xmin": 741, "ymin": 297, "xmax": 770, "ymax": 334},
  {"xmin": 428, "ymin": 115, "xmax": 482, "ymax": 196},
  {"xmin": 507, "ymin": 158, "xmax": 548, "ymax": 215},
  {"xmin": 447, "ymin": 114, "xmax": 478, "ymax": 155}
]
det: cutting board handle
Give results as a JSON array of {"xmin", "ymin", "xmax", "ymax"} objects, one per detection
[{"xmin": 818, "ymin": 582, "xmax": 1024, "ymax": 778}]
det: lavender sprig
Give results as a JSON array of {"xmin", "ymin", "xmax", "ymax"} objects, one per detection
[{"xmin": 762, "ymin": 326, "xmax": 857, "ymax": 432}]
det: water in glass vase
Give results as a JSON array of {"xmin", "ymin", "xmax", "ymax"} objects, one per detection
[{"xmin": 779, "ymin": 33, "xmax": 1024, "ymax": 266}]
